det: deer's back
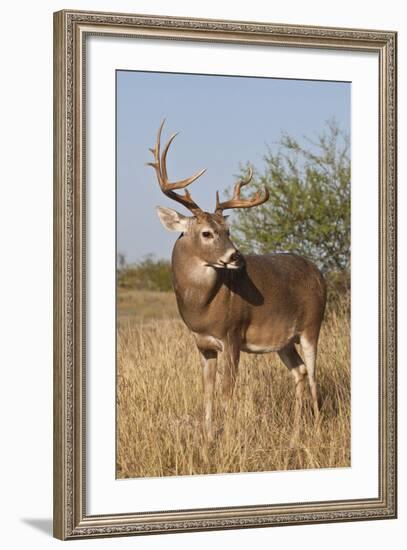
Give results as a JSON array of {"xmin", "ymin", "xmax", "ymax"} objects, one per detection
[{"xmin": 244, "ymin": 253, "xmax": 326, "ymax": 307}]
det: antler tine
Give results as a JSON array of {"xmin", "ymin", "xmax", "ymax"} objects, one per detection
[
  {"xmin": 238, "ymin": 166, "xmax": 254, "ymax": 187},
  {"xmin": 160, "ymin": 131, "xmax": 178, "ymax": 182},
  {"xmin": 215, "ymin": 166, "xmax": 270, "ymax": 213},
  {"xmin": 161, "ymin": 133, "xmax": 206, "ymax": 189},
  {"xmin": 146, "ymin": 119, "xmax": 165, "ymax": 173},
  {"xmin": 146, "ymin": 120, "xmax": 206, "ymax": 215}
]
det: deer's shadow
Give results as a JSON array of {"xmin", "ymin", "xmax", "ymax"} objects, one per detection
[{"xmin": 222, "ymin": 267, "xmax": 264, "ymax": 306}]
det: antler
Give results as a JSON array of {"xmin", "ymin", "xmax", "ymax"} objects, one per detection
[
  {"xmin": 147, "ymin": 120, "xmax": 206, "ymax": 215},
  {"xmin": 215, "ymin": 167, "xmax": 269, "ymax": 214}
]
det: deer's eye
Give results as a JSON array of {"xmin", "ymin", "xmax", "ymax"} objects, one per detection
[{"xmin": 202, "ymin": 231, "xmax": 213, "ymax": 238}]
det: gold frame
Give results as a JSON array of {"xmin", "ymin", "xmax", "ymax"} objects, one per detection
[{"xmin": 53, "ymin": 9, "xmax": 397, "ymax": 540}]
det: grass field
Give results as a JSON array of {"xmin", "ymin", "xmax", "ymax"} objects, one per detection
[{"xmin": 117, "ymin": 288, "xmax": 350, "ymax": 478}]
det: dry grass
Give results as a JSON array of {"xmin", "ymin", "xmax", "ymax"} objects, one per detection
[{"xmin": 117, "ymin": 289, "xmax": 350, "ymax": 478}]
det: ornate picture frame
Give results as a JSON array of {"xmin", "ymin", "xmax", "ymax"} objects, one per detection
[{"xmin": 53, "ymin": 9, "xmax": 397, "ymax": 540}]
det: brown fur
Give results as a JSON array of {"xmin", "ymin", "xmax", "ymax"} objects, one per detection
[{"xmin": 165, "ymin": 211, "xmax": 327, "ymax": 441}]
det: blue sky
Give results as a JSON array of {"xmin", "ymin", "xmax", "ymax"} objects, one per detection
[{"xmin": 117, "ymin": 70, "xmax": 350, "ymax": 263}]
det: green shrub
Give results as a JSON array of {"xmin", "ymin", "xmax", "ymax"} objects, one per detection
[
  {"xmin": 118, "ymin": 255, "xmax": 172, "ymax": 292},
  {"xmin": 229, "ymin": 120, "xmax": 350, "ymax": 274}
]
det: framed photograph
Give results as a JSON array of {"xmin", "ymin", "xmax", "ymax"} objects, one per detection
[{"xmin": 53, "ymin": 9, "xmax": 397, "ymax": 540}]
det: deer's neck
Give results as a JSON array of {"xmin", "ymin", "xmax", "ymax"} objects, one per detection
[
  {"xmin": 171, "ymin": 239, "xmax": 230, "ymax": 318},
  {"xmin": 172, "ymin": 252, "xmax": 221, "ymax": 307}
]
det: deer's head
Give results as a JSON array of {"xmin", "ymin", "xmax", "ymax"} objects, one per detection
[{"xmin": 147, "ymin": 121, "xmax": 269, "ymax": 271}]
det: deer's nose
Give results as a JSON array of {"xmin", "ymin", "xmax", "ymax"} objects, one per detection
[
  {"xmin": 229, "ymin": 251, "xmax": 241, "ymax": 263},
  {"xmin": 222, "ymin": 249, "xmax": 241, "ymax": 265}
]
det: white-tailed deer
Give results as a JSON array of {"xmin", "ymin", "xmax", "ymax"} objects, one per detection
[{"xmin": 148, "ymin": 121, "xmax": 327, "ymax": 442}]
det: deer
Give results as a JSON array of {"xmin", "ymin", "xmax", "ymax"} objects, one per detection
[{"xmin": 147, "ymin": 121, "xmax": 327, "ymax": 443}]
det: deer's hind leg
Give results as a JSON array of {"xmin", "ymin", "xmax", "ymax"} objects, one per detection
[
  {"xmin": 278, "ymin": 344, "xmax": 307, "ymax": 441},
  {"xmin": 300, "ymin": 332, "xmax": 320, "ymax": 424}
]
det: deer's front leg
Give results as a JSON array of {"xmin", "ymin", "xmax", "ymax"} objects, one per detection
[
  {"xmin": 199, "ymin": 349, "xmax": 218, "ymax": 443},
  {"xmin": 221, "ymin": 339, "xmax": 240, "ymax": 414}
]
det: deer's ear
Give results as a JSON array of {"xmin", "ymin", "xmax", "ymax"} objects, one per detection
[{"xmin": 156, "ymin": 206, "xmax": 189, "ymax": 232}]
